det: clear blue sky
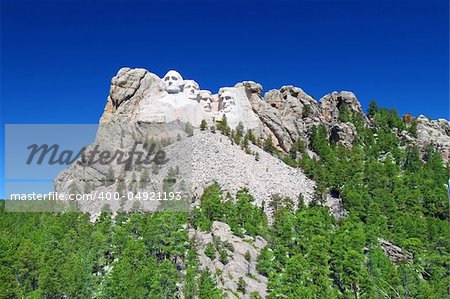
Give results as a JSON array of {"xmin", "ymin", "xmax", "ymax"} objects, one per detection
[
  {"xmin": 0, "ymin": 0, "xmax": 449, "ymax": 196},
  {"xmin": 1, "ymin": 0, "xmax": 449, "ymax": 124}
]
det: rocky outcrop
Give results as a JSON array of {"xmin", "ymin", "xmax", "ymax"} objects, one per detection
[
  {"xmin": 246, "ymin": 87, "xmax": 370, "ymax": 153},
  {"xmin": 379, "ymin": 239, "xmax": 413, "ymax": 264},
  {"xmin": 319, "ymin": 91, "xmax": 367, "ymax": 124},
  {"xmin": 323, "ymin": 193, "xmax": 348, "ymax": 220},
  {"xmin": 253, "ymin": 86, "xmax": 323, "ymax": 151},
  {"xmin": 101, "ymin": 68, "xmax": 160, "ymax": 123},
  {"xmin": 416, "ymin": 115, "xmax": 450, "ymax": 162},
  {"xmin": 329, "ymin": 122, "xmax": 357, "ymax": 147},
  {"xmin": 397, "ymin": 115, "xmax": 450, "ymax": 163},
  {"xmin": 189, "ymin": 221, "xmax": 268, "ymax": 299}
]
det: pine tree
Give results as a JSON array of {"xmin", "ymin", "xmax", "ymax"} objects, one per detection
[
  {"xmin": 408, "ymin": 119, "xmax": 418, "ymax": 137},
  {"xmin": 368, "ymin": 100, "xmax": 378, "ymax": 117},
  {"xmin": 83, "ymin": 180, "xmax": 92, "ymax": 194},
  {"xmin": 185, "ymin": 122, "xmax": 194, "ymax": 136},
  {"xmin": 236, "ymin": 121, "xmax": 244, "ymax": 139},
  {"xmin": 139, "ymin": 169, "xmax": 150, "ymax": 189},
  {"xmin": 216, "ymin": 114, "xmax": 230, "ymax": 136},
  {"xmin": 245, "ymin": 251, "xmax": 251, "ymax": 262},
  {"xmin": 128, "ymin": 172, "xmax": 137, "ymax": 191},
  {"xmin": 116, "ymin": 174, "xmax": 126, "ymax": 196},
  {"xmin": 200, "ymin": 119, "xmax": 207, "ymax": 131},
  {"xmin": 237, "ymin": 277, "xmax": 247, "ymax": 294},
  {"xmin": 198, "ymin": 270, "xmax": 222, "ymax": 299},
  {"xmin": 263, "ymin": 136, "xmax": 275, "ymax": 154},
  {"xmin": 103, "ymin": 166, "xmax": 115, "ymax": 186}
]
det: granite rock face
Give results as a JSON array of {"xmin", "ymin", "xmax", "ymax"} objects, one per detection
[
  {"xmin": 99, "ymin": 68, "xmax": 376, "ymax": 155},
  {"xmin": 55, "ymin": 67, "xmax": 450, "ymax": 220},
  {"xmin": 416, "ymin": 115, "xmax": 450, "ymax": 162},
  {"xmin": 329, "ymin": 122, "xmax": 357, "ymax": 147},
  {"xmin": 98, "ymin": 68, "xmax": 449, "ymax": 162},
  {"xmin": 319, "ymin": 91, "xmax": 368, "ymax": 124},
  {"xmin": 252, "ymin": 85, "xmax": 322, "ymax": 151},
  {"xmin": 379, "ymin": 239, "xmax": 413, "ymax": 264},
  {"xmin": 189, "ymin": 221, "xmax": 268, "ymax": 299},
  {"xmin": 101, "ymin": 68, "xmax": 159, "ymax": 123}
]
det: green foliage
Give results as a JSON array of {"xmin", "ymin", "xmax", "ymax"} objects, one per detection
[
  {"xmin": 263, "ymin": 136, "xmax": 276, "ymax": 155},
  {"xmin": 373, "ymin": 107, "xmax": 406, "ymax": 131},
  {"xmin": 256, "ymin": 246, "xmax": 274, "ymax": 277},
  {"xmin": 234, "ymin": 121, "xmax": 244, "ymax": 145},
  {"xmin": 219, "ymin": 248, "xmax": 229, "ymax": 265},
  {"xmin": 184, "ymin": 246, "xmax": 198, "ymax": 299},
  {"xmin": 0, "ymin": 210, "xmax": 190, "ymax": 298},
  {"xmin": 139, "ymin": 168, "xmax": 149, "ymax": 189},
  {"xmin": 198, "ymin": 270, "xmax": 222, "ymax": 299},
  {"xmin": 216, "ymin": 114, "xmax": 231, "ymax": 136},
  {"xmin": 254, "ymin": 152, "xmax": 260, "ymax": 161},
  {"xmin": 102, "ymin": 166, "xmax": 115, "ymax": 186},
  {"xmin": 408, "ymin": 119, "xmax": 418, "ymax": 137},
  {"xmin": 302, "ymin": 104, "xmax": 311, "ymax": 118},
  {"xmin": 237, "ymin": 277, "xmax": 247, "ymax": 294},
  {"xmin": 226, "ymin": 189, "xmax": 269, "ymax": 237},
  {"xmin": 244, "ymin": 251, "xmax": 251, "ymax": 262},
  {"xmin": 264, "ymin": 206, "xmax": 337, "ymax": 298},
  {"xmin": 250, "ymin": 291, "xmax": 263, "ymax": 299},
  {"xmin": 192, "ymin": 184, "xmax": 268, "ymax": 237},
  {"xmin": 192, "ymin": 183, "xmax": 223, "ymax": 231},
  {"xmin": 200, "ymin": 119, "xmax": 208, "ymax": 131},
  {"xmin": 368, "ymin": 100, "xmax": 379, "ymax": 117},
  {"xmin": 293, "ymin": 103, "xmax": 450, "ymax": 297},
  {"xmin": 224, "ymin": 241, "xmax": 234, "ymax": 253},
  {"xmin": 338, "ymin": 105, "xmax": 353, "ymax": 123},
  {"xmin": 2, "ymin": 102, "xmax": 448, "ymax": 299},
  {"xmin": 205, "ymin": 243, "xmax": 216, "ymax": 260},
  {"xmin": 184, "ymin": 122, "xmax": 194, "ymax": 136},
  {"xmin": 289, "ymin": 139, "xmax": 306, "ymax": 159}
]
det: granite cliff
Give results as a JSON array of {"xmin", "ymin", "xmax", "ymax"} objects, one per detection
[{"xmin": 55, "ymin": 67, "xmax": 450, "ymax": 219}]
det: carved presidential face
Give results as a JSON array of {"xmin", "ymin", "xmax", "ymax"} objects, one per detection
[
  {"xmin": 199, "ymin": 90, "xmax": 213, "ymax": 112},
  {"xmin": 219, "ymin": 90, "xmax": 236, "ymax": 113},
  {"xmin": 163, "ymin": 70, "xmax": 183, "ymax": 94},
  {"xmin": 183, "ymin": 80, "xmax": 200, "ymax": 100},
  {"xmin": 199, "ymin": 100, "xmax": 211, "ymax": 112}
]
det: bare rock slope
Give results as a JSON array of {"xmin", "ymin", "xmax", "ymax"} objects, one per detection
[{"xmin": 189, "ymin": 221, "xmax": 268, "ymax": 299}]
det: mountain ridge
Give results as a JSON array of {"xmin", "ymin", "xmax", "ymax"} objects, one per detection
[
  {"xmin": 101, "ymin": 67, "xmax": 450, "ymax": 162},
  {"xmin": 54, "ymin": 67, "xmax": 450, "ymax": 218}
]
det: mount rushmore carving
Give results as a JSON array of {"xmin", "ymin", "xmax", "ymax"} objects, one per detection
[
  {"xmin": 102, "ymin": 68, "xmax": 265, "ymax": 137},
  {"xmin": 100, "ymin": 67, "xmax": 450, "ymax": 162},
  {"xmin": 136, "ymin": 69, "xmax": 261, "ymax": 132}
]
